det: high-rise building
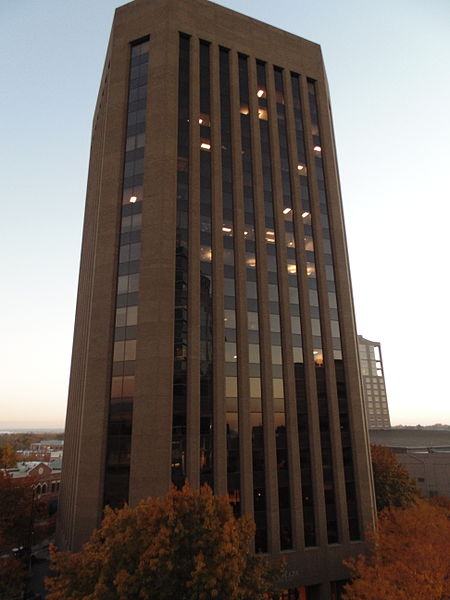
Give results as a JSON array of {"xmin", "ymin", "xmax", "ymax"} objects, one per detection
[
  {"xmin": 58, "ymin": 0, "xmax": 376, "ymax": 596},
  {"xmin": 357, "ymin": 336, "xmax": 391, "ymax": 429}
]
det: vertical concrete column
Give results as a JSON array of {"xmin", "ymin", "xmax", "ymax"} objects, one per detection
[{"xmin": 129, "ymin": 21, "xmax": 180, "ymax": 502}]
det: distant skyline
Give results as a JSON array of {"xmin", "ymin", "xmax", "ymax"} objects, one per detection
[{"xmin": 1, "ymin": 0, "xmax": 449, "ymax": 429}]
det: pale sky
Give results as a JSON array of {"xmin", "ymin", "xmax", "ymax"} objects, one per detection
[{"xmin": 1, "ymin": 0, "xmax": 449, "ymax": 429}]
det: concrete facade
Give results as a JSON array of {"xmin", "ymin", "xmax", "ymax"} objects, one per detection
[
  {"xmin": 58, "ymin": 1, "xmax": 376, "ymax": 597},
  {"xmin": 357, "ymin": 336, "xmax": 391, "ymax": 429}
]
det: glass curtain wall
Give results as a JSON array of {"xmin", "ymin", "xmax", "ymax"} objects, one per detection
[
  {"xmin": 238, "ymin": 54, "xmax": 267, "ymax": 553},
  {"xmin": 104, "ymin": 37, "xmax": 149, "ymax": 507},
  {"xmin": 220, "ymin": 47, "xmax": 241, "ymax": 515},
  {"xmin": 307, "ymin": 79, "xmax": 360, "ymax": 540},
  {"xmin": 172, "ymin": 34, "xmax": 190, "ymax": 488},
  {"xmin": 258, "ymin": 63, "xmax": 292, "ymax": 550},
  {"xmin": 291, "ymin": 73, "xmax": 339, "ymax": 543},
  {"xmin": 199, "ymin": 40, "xmax": 214, "ymax": 487}
]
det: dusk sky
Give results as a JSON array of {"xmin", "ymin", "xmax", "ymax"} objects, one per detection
[{"xmin": 1, "ymin": 0, "xmax": 449, "ymax": 429}]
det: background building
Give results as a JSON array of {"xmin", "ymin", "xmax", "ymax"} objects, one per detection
[
  {"xmin": 58, "ymin": 0, "xmax": 376, "ymax": 596},
  {"xmin": 370, "ymin": 428, "xmax": 450, "ymax": 499},
  {"xmin": 357, "ymin": 335, "xmax": 391, "ymax": 429}
]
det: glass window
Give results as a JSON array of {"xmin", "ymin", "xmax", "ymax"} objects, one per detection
[
  {"xmin": 122, "ymin": 376, "xmax": 135, "ymax": 397},
  {"xmin": 225, "ymin": 377, "xmax": 238, "ymax": 397},
  {"xmin": 249, "ymin": 344, "xmax": 260, "ymax": 363},
  {"xmin": 250, "ymin": 378, "xmax": 261, "ymax": 398},
  {"xmin": 224, "ymin": 310, "xmax": 236, "ymax": 329},
  {"xmin": 293, "ymin": 347, "xmax": 303, "ymax": 362},
  {"xmin": 271, "ymin": 346, "xmax": 282, "ymax": 364},
  {"xmin": 291, "ymin": 316, "xmax": 301, "ymax": 334},
  {"xmin": 309, "ymin": 289, "xmax": 319, "ymax": 306},
  {"xmin": 127, "ymin": 305, "xmax": 138, "ymax": 326},
  {"xmin": 124, "ymin": 340, "xmax": 136, "ymax": 361},
  {"xmin": 270, "ymin": 314, "xmax": 280, "ymax": 332},
  {"xmin": 113, "ymin": 341, "xmax": 125, "ymax": 362},
  {"xmin": 311, "ymin": 319, "xmax": 321, "ymax": 336},
  {"xmin": 331, "ymin": 321, "xmax": 340, "ymax": 338},
  {"xmin": 116, "ymin": 308, "xmax": 127, "ymax": 327},
  {"xmin": 128, "ymin": 273, "xmax": 140, "ymax": 293},
  {"xmin": 273, "ymin": 379, "xmax": 284, "ymax": 398},
  {"xmin": 248, "ymin": 312, "xmax": 259, "ymax": 330},
  {"xmin": 225, "ymin": 343, "xmax": 237, "ymax": 362},
  {"xmin": 117, "ymin": 275, "xmax": 129, "ymax": 295}
]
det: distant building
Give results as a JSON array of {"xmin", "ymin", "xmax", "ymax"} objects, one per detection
[
  {"xmin": 30, "ymin": 439, "xmax": 64, "ymax": 452},
  {"xmin": 370, "ymin": 429, "xmax": 450, "ymax": 499},
  {"xmin": 357, "ymin": 336, "xmax": 391, "ymax": 429}
]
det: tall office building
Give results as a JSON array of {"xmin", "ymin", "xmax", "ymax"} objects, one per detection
[
  {"xmin": 58, "ymin": 0, "xmax": 376, "ymax": 596},
  {"xmin": 357, "ymin": 336, "xmax": 391, "ymax": 429}
]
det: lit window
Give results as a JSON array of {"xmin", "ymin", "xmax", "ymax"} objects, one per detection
[
  {"xmin": 306, "ymin": 263, "xmax": 315, "ymax": 277},
  {"xmin": 287, "ymin": 264, "xmax": 296, "ymax": 274},
  {"xmin": 200, "ymin": 142, "xmax": 211, "ymax": 150},
  {"xmin": 313, "ymin": 350, "xmax": 323, "ymax": 365},
  {"xmin": 129, "ymin": 195, "xmax": 137, "ymax": 203},
  {"xmin": 257, "ymin": 89, "xmax": 265, "ymax": 98},
  {"xmin": 258, "ymin": 108, "xmax": 268, "ymax": 120},
  {"xmin": 200, "ymin": 246, "xmax": 212, "ymax": 261}
]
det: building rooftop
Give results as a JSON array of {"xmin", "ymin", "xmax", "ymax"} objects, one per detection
[{"xmin": 370, "ymin": 429, "xmax": 450, "ymax": 450}]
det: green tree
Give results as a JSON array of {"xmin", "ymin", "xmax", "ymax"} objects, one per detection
[
  {"xmin": 343, "ymin": 501, "xmax": 450, "ymax": 600},
  {"xmin": 370, "ymin": 444, "xmax": 419, "ymax": 512},
  {"xmin": 47, "ymin": 484, "xmax": 283, "ymax": 600}
]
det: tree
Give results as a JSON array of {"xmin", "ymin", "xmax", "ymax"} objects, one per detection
[
  {"xmin": 0, "ymin": 473, "xmax": 40, "ymax": 600},
  {"xmin": 47, "ymin": 484, "xmax": 283, "ymax": 600},
  {"xmin": 0, "ymin": 472, "xmax": 34, "ymax": 552},
  {"xmin": 343, "ymin": 500, "xmax": 450, "ymax": 600},
  {"xmin": 0, "ymin": 472, "xmax": 48, "ymax": 552},
  {"xmin": 0, "ymin": 444, "xmax": 18, "ymax": 469},
  {"xmin": 370, "ymin": 444, "xmax": 419, "ymax": 512},
  {"xmin": 0, "ymin": 556, "xmax": 26, "ymax": 600}
]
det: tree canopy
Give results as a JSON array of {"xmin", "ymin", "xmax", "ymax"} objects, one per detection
[
  {"xmin": 0, "ymin": 444, "xmax": 18, "ymax": 468},
  {"xmin": 370, "ymin": 444, "xmax": 419, "ymax": 512},
  {"xmin": 343, "ymin": 500, "xmax": 450, "ymax": 600},
  {"xmin": 47, "ymin": 484, "xmax": 283, "ymax": 600}
]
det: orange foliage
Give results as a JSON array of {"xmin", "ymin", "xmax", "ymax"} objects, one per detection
[
  {"xmin": 343, "ymin": 500, "xmax": 450, "ymax": 600},
  {"xmin": 0, "ymin": 444, "xmax": 18, "ymax": 468},
  {"xmin": 0, "ymin": 555, "xmax": 26, "ymax": 599},
  {"xmin": 47, "ymin": 484, "xmax": 283, "ymax": 600}
]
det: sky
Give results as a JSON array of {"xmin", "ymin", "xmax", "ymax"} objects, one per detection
[{"xmin": 0, "ymin": 0, "xmax": 449, "ymax": 429}]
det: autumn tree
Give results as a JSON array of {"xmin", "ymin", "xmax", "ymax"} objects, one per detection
[
  {"xmin": 370, "ymin": 444, "xmax": 419, "ymax": 512},
  {"xmin": 47, "ymin": 484, "xmax": 283, "ymax": 600},
  {"xmin": 0, "ymin": 444, "xmax": 18, "ymax": 468},
  {"xmin": 343, "ymin": 500, "xmax": 450, "ymax": 600},
  {"xmin": 0, "ymin": 472, "xmax": 48, "ymax": 551},
  {"xmin": 0, "ymin": 556, "xmax": 26, "ymax": 600},
  {"xmin": 0, "ymin": 473, "xmax": 38, "ymax": 599},
  {"xmin": 0, "ymin": 472, "xmax": 34, "ymax": 552}
]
